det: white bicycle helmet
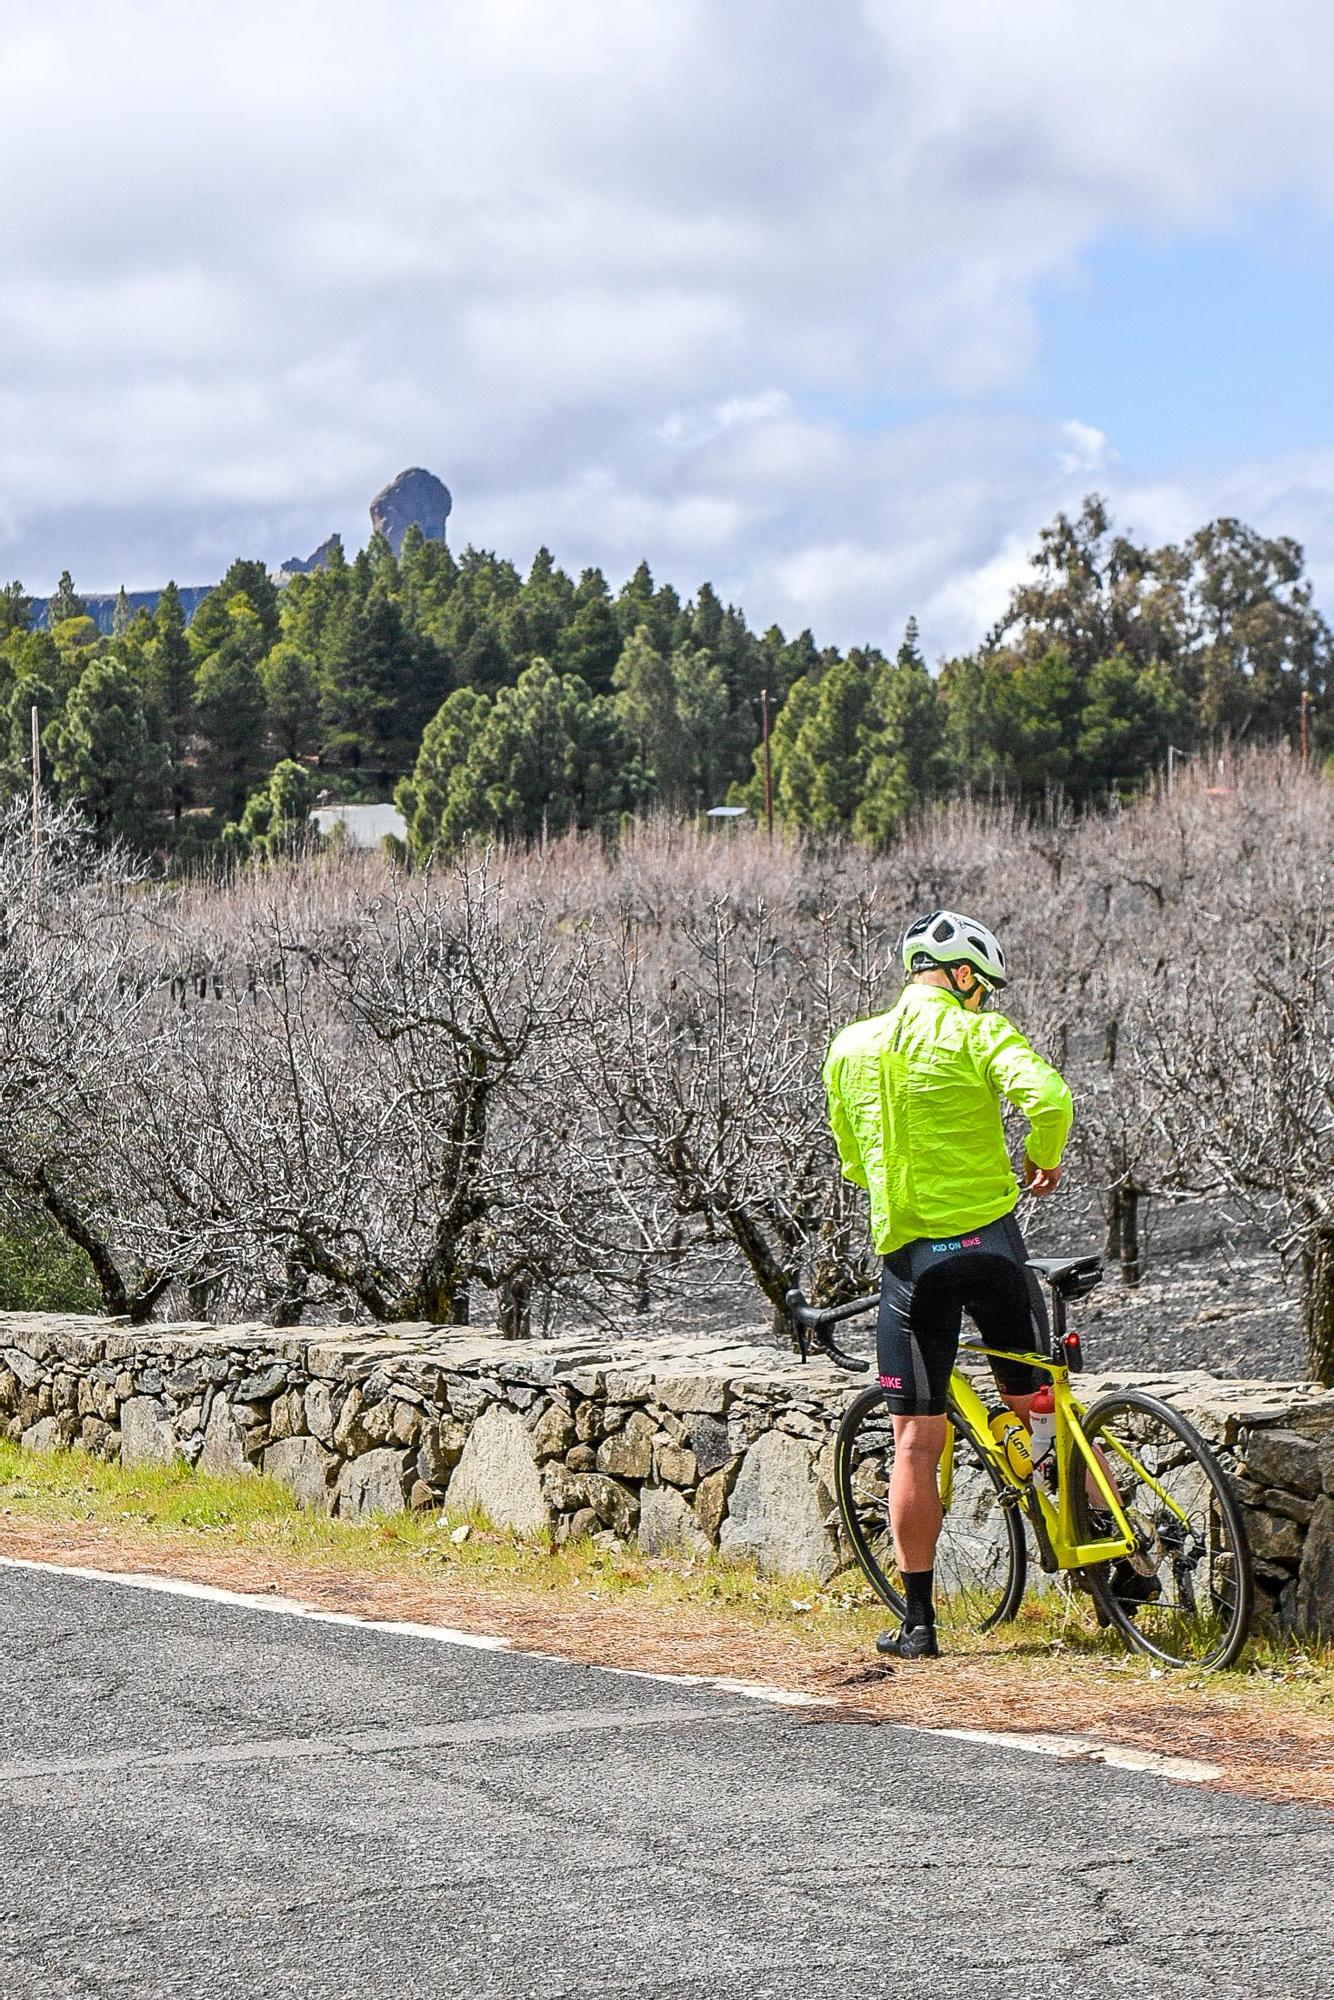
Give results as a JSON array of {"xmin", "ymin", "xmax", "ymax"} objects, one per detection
[{"xmin": 901, "ymin": 909, "xmax": 1008, "ymax": 989}]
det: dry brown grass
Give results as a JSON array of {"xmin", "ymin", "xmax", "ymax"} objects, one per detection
[{"xmin": 2, "ymin": 1442, "xmax": 1331, "ymax": 1811}]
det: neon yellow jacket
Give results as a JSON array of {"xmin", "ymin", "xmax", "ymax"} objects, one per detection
[{"xmin": 823, "ymin": 983, "xmax": 1073, "ymax": 1255}]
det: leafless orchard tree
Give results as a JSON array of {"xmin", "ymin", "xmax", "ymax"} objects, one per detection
[
  {"xmin": 3, "ymin": 753, "xmax": 1327, "ymax": 1379},
  {"xmin": 575, "ymin": 871, "xmax": 891, "ymax": 1335},
  {"xmin": 1126, "ymin": 766, "xmax": 1334, "ymax": 1382},
  {"xmin": 0, "ymin": 802, "xmax": 177, "ymax": 1318},
  {"xmin": 119, "ymin": 850, "xmax": 629, "ymax": 1331}
]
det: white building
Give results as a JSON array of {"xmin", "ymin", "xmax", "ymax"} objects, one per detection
[{"xmin": 309, "ymin": 802, "xmax": 407, "ymax": 849}]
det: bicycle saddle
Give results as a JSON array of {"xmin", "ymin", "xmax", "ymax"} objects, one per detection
[{"xmin": 1026, "ymin": 1254, "xmax": 1103, "ymax": 1296}]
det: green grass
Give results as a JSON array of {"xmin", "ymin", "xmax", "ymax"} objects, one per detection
[{"xmin": 0, "ymin": 1438, "xmax": 1330, "ymax": 1717}]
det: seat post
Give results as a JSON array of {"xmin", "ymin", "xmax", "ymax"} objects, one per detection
[{"xmin": 1048, "ymin": 1283, "xmax": 1068, "ymax": 1353}]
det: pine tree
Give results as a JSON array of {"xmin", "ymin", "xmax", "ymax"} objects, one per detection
[
  {"xmin": 764, "ymin": 653, "xmax": 877, "ymax": 834},
  {"xmin": 224, "ymin": 758, "xmax": 318, "ymax": 858},
  {"xmin": 854, "ymin": 622, "xmax": 947, "ymax": 844},
  {"xmin": 556, "ymin": 571, "xmax": 622, "ymax": 690},
  {"xmin": 396, "ymin": 687, "xmax": 491, "ymax": 858},
  {"xmin": 262, "ymin": 641, "xmax": 321, "ymax": 762},
  {"xmin": 147, "ymin": 582, "xmax": 197, "ymax": 825},
  {"xmin": 612, "ymin": 626, "xmax": 685, "ymax": 801},
  {"xmin": 47, "ymin": 570, "xmax": 84, "ymax": 623},
  {"xmin": 670, "ymin": 645, "xmax": 731, "ymax": 810},
  {"xmin": 194, "ymin": 599, "xmax": 269, "ymax": 820},
  {"xmin": 112, "ymin": 587, "xmax": 132, "ymax": 637},
  {"xmin": 0, "ymin": 581, "xmax": 30, "ymax": 641},
  {"xmin": 50, "ymin": 657, "xmax": 166, "ymax": 842}
]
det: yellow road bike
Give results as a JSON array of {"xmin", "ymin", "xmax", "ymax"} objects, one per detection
[{"xmin": 788, "ymin": 1254, "xmax": 1254, "ymax": 1671}]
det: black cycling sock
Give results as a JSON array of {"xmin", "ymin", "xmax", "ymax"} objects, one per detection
[{"xmin": 902, "ymin": 1567, "xmax": 935, "ymax": 1629}]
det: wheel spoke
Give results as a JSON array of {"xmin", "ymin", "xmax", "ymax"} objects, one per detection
[
  {"xmin": 834, "ymin": 1389, "xmax": 1025, "ymax": 1633},
  {"xmin": 1074, "ymin": 1391, "xmax": 1252, "ymax": 1671}
]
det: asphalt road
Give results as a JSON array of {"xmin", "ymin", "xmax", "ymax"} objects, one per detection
[{"xmin": 0, "ymin": 1564, "xmax": 1329, "ymax": 2000}]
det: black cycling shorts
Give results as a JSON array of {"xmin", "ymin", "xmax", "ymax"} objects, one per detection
[{"xmin": 875, "ymin": 1211, "xmax": 1049, "ymax": 1417}]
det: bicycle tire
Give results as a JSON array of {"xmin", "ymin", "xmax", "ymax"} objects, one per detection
[
  {"xmin": 833, "ymin": 1386, "xmax": 1026, "ymax": 1633},
  {"xmin": 1071, "ymin": 1389, "xmax": 1253, "ymax": 1671}
]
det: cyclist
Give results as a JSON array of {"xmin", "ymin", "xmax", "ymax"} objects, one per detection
[{"xmin": 823, "ymin": 909, "xmax": 1073, "ymax": 1660}]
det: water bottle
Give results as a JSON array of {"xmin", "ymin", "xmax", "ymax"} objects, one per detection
[
  {"xmin": 988, "ymin": 1409, "xmax": 1032, "ymax": 1480},
  {"xmin": 1028, "ymin": 1384, "xmax": 1056, "ymax": 1485}
]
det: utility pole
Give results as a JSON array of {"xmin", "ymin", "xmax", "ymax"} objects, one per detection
[
  {"xmin": 760, "ymin": 686, "xmax": 774, "ymax": 846},
  {"xmin": 30, "ymin": 705, "xmax": 40, "ymax": 854},
  {"xmin": 29, "ymin": 705, "xmax": 41, "ymax": 923},
  {"xmin": 1301, "ymin": 688, "xmax": 1312, "ymax": 768}
]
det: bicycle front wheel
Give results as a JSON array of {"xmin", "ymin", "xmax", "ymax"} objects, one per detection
[
  {"xmin": 833, "ymin": 1387, "xmax": 1026, "ymax": 1635},
  {"xmin": 1072, "ymin": 1390, "xmax": 1253, "ymax": 1671}
]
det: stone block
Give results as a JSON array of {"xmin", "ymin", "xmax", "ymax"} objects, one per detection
[
  {"xmin": 687, "ymin": 1414, "xmax": 732, "ymax": 1474},
  {"xmin": 200, "ymin": 1398, "xmax": 251, "ymax": 1477},
  {"xmin": 543, "ymin": 1463, "xmax": 639, "ymax": 1538},
  {"xmin": 120, "ymin": 1397, "xmax": 178, "ymax": 1468},
  {"xmin": 651, "ymin": 1373, "xmax": 731, "ymax": 1416},
  {"xmin": 1243, "ymin": 1428, "xmax": 1323, "ymax": 1499},
  {"xmin": 3, "ymin": 1348, "xmax": 45, "ymax": 1391},
  {"xmin": 234, "ymin": 1364, "xmax": 288, "ymax": 1402},
  {"xmin": 359, "ymin": 1398, "xmax": 397, "ymax": 1446},
  {"xmin": 529, "ymin": 1402, "xmax": 575, "ymax": 1461},
  {"xmin": 333, "ymin": 1385, "xmax": 374, "ymax": 1456},
  {"xmin": 718, "ymin": 1431, "xmax": 838, "ymax": 1580},
  {"xmin": 654, "ymin": 1443, "xmax": 698, "ymax": 1488},
  {"xmin": 1245, "ymin": 1507, "xmax": 1304, "ymax": 1567},
  {"xmin": 596, "ymin": 1430, "xmax": 653, "ymax": 1480},
  {"xmin": 446, "ymin": 1404, "xmax": 550, "ymax": 1534},
  {"xmin": 574, "ymin": 1399, "xmax": 603, "ymax": 1444},
  {"xmin": 305, "ymin": 1380, "xmax": 335, "ymax": 1443},
  {"xmin": 567, "ymin": 1444, "xmax": 597, "ymax": 1472},
  {"xmin": 336, "ymin": 1448, "xmax": 412, "ymax": 1522},
  {"xmin": 638, "ymin": 1483, "xmax": 709, "ymax": 1557},
  {"xmin": 262, "ymin": 1435, "xmax": 337, "ymax": 1513},
  {"xmin": 79, "ymin": 1415, "xmax": 113, "ymax": 1456},
  {"xmin": 267, "ymin": 1388, "xmax": 306, "ymax": 1443},
  {"xmin": 415, "ymin": 1419, "xmax": 467, "ymax": 1489},
  {"xmin": 21, "ymin": 1416, "xmax": 63, "ymax": 1453},
  {"xmin": 1296, "ymin": 1494, "xmax": 1334, "ymax": 1635},
  {"xmin": 694, "ymin": 1466, "xmax": 734, "ymax": 1542},
  {"xmin": 391, "ymin": 1400, "xmax": 422, "ymax": 1447}
]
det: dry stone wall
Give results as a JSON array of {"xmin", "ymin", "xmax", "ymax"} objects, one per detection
[{"xmin": 2, "ymin": 1314, "xmax": 1333, "ymax": 1634}]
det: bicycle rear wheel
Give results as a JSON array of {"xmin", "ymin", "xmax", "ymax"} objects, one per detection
[
  {"xmin": 833, "ymin": 1387, "xmax": 1026, "ymax": 1634},
  {"xmin": 1072, "ymin": 1390, "xmax": 1253, "ymax": 1671}
]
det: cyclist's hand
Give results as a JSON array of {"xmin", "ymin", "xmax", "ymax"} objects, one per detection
[{"xmin": 1023, "ymin": 1157, "xmax": 1063, "ymax": 1196}]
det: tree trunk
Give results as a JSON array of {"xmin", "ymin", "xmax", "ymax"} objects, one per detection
[
  {"xmin": 1305, "ymin": 1227, "xmax": 1334, "ymax": 1388},
  {"xmin": 495, "ymin": 1274, "xmax": 531, "ymax": 1339},
  {"xmin": 1103, "ymin": 1184, "xmax": 1123, "ymax": 1264},
  {"xmin": 1120, "ymin": 1182, "xmax": 1143, "ymax": 1287}
]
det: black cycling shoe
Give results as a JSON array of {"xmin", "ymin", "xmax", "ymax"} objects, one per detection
[{"xmin": 876, "ymin": 1622, "xmax": 940, "ymax": 1659}]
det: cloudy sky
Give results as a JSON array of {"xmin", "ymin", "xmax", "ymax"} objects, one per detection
[{"xmin": 5, "ymin": 0, "xmax": 1334, "ymax": 656}]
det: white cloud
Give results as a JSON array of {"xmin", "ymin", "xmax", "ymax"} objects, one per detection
[{"xmin": 3, "ymin": 0, "xmax": 1334, "ymax": 652}]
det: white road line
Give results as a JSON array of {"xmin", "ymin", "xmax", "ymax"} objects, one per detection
[
  {"xmin": 0, "ymin": 1552, "xmax": 1225, "ymax": 1784},
  {"xmin": 934, "ymin": 1726, "xmax": 1224, "ymax": 1784},
  {"xmin": 0, "ymin": 1553, "xmax": 827, "ymax": 1709}
]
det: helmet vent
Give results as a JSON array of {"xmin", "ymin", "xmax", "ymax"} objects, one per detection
[{"xmin": 931, "ymin": 918, "xmax": 953, "ymax": 943}]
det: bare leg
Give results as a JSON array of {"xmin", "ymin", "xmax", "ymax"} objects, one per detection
[
  {"xmin": 889, "ymin": 1413, "xmax": 947, "ymax": 1571},
  {"xmin": 1002, "ymin": 1389, "xmax": 1113, "ymax": 1504}
]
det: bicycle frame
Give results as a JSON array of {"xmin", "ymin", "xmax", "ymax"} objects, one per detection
[{"xmin": 945, "ymin": 1343, "xmax": 1138, "ymax": 1573}]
